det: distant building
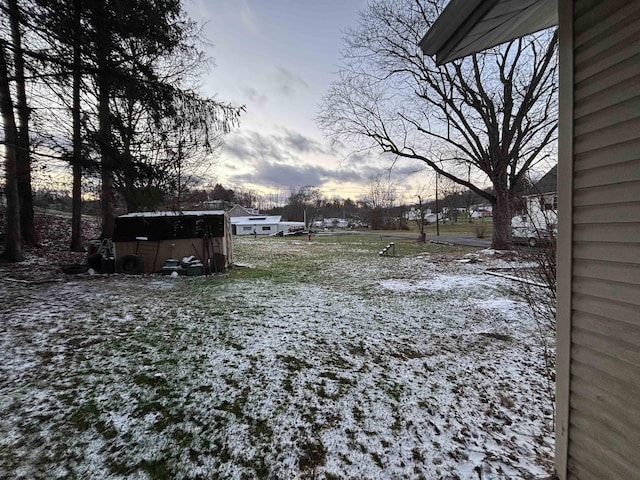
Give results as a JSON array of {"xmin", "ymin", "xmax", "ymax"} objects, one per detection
[
  {"xmin": 405, "ymin": 207, "xmax": 441, "ymax": 223},
  {"xmin": 470, "ymin": 205, "xmax": 492, "ymax": 219},
  {"xmin": 198, "ymin": 200, "xmax": 229, "ymax": 210},
  {"xmin": 227, "ymin": 204, "xmax": 260, "ymax": 217},
  {"xmin": 524, "ymin": 165, "xmax": 557, "ymax": 231},
  {"xmin": 230, "ymin": 215, "xmax": 305, "ymax": 236},
  {"xmin": 313, "ymin": 218, "xmax": 349, "ymax": 229}
]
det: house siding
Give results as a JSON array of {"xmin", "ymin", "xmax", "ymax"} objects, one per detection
[{"xmin": 566, "ymin": 1, "xmax": 640, "ymax": 479}]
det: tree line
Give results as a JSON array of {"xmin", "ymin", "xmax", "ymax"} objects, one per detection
[
  {"xmin": 28, "ymin": 179, "xmax": 499, "ymax": 235},
  {"xmin": 1, "ymin": 0, "xmax": 242, "ymax": 262}
]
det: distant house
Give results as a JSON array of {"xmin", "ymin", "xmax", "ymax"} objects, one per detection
[
  {"xmin": 198, "ymin": 199, "xmax": 229, "ymax": 210},
  {"xmin": 230, "ymin": 215, "xmax": 305, "ymax": 236},
  {"xmin": 313, "ymin": 218, "xmax": 349, "ymax": 229},
  {"xmin": 524, "ymin": 165, "xmax": 558, "ymax": 231},
  {"xmin": 470, "ymin": 205, "xmax": 492, "ymax": 219},
  {"xmin": 441, "ymin": 206, "xmax": 467, "ymax": 219},
  {"xmin": 111, "ymin": 210, "xmax": 233, "ymax": 273},
  {"xmin": 405, "ymin": 207, "xmax": 426, "ymax": 221},
  {"xmin": 227, "ymin": 204, "xmax": 260, "ymax": 217},
  {"xmin": 405, "ymin": 207, "xmax": 441, "ymax": 223}
]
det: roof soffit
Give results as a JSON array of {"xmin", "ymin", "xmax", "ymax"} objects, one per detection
[{"xmin": 420, "ymin": 0, "xmax": 558, "ymax": 65}]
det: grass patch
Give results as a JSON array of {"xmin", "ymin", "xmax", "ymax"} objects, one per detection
[
  {"xmin": 298, "ymin": 439, "xmax": 326, "ymax": 471},
  {"xmin": 480, "ymin": 332, "xmax": 513, "ymax": 342},
  {"xmin": 277, "ymin": 354, "xmax": 313, "ymax": 371},
  {"xmin": 69, "ymin": 402, "xmax": 100, "ymax": 431},
  {"xmin": 139, "ymin": 459, "xmax": 170, "ymax": 480},
  {"xmin": 1, "ymin": 229, "xmax": 554, "ymax": 479}
]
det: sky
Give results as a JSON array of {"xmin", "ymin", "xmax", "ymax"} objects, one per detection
[{"xmin": 185, "ymin": 0, "xmax": 429, "ymax": 203}]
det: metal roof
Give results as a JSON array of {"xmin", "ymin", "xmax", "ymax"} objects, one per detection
[
  {"xmin": 230, "ymin": 215, "xmax": 282, "ymax": 225},
  {"xmin": 420, "ymin": 0, "xmax": 557, "ymax": 65},
  {"xmin": 118, "ymin": 210, "xmax": 226, "ymax": 217}
]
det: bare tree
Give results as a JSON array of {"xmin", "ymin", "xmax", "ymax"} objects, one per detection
[
  {"xmin": 318, "ymin": 0, "xmax": 558, "ymax": 249},
  {"xmin": 287, "ymin": 185, "xmax": 323, "ymax": 225},
  {"xmin": 438, "ymin": 175, "xmax": 465, "ymax": 223},
  {"xmin": 415, "ymin": 193, "xmax": 427, "ymax": 242},
  {"xmin": 364, "ymin": 173, "xmax": 397, "ymax": 229}
]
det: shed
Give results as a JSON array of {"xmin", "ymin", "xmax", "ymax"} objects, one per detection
[
  {"xmin": 112, "ymin": 210, "xmax": 233, "ymax": 274},
  {"xmin": 421, "ymin": 1, "xmax": 640, "ymax": 479}
]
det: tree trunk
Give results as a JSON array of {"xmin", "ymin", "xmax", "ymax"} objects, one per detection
[
  {"xmin": 94, "ymin": 4, "xmax": 116, "ymax": 239},
  {"xmin": 69, "ymin": 0, "xmax": 84, "ymax": 251},
  {"xmin": 98, "ymin": 84, "xmax": 116, "ymax": 238},
  {"xmin": 121, "ymin": 101, "xmax": 135, "ymax": 213},
  {"xmin": 416, "ymin": 195, "xmax": 426, "ymax": 238},
  {"xmin": 491, "ymin": 185, "xmax": 514, "ymax": 250},
  {"xmin": 8, "ymin": 0, "xmax": 36, "ymax": 245},
  {"xmin": 0, "ymin": 42, "xmax": 22, "ymax": 261}
]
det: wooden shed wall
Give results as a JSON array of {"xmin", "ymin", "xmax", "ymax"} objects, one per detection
[
  {"xmin": 115, "ymin": 236, "xmax": 230, "ymax": 273},
  {"xmin": 565, "ymin": 1, "xmax": 640, "ymax": 478}
]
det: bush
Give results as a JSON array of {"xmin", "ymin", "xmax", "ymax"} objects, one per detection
[
  {"xmin": 473, "ymin": 223, "xmax": 487, "ymax": 238},
  {"xmin": 513, "ymin": 237, "xmax": 557, "ymax": 433}
]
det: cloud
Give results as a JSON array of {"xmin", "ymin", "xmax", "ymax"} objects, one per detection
[
  {"xmin": 281, "ymin": 128, "xmax": 328, "ymax": 155},
  {"xmin": 241, "ymin": 87, "xmax": 268, "ymax": 107},
  {"xmin": 226, "ymin": 158, "xmax": 374, "ymax": 189},
  {"xmin": 220, "ymin": 127, "xmax": 382, "ymax": 190},
  {"xmin": 236, "ymin": 0, "xmax": 260, "ymax": 36},
  {"xmin": 270, "ymin": 66, "xmax": 310, "ymax": 97},
  {"xmin": 220, "ymin": 128, "xmax": 427, "ymax": 195},
  {"xmin": 222, "ymin": 128, "xmax": 329, "ymax": 162},
  {"xmin": 228, "ymin": 161, "xmax": 328, "ymax": 188},
  {"xmin": 223, "ymin": 130, "xmax": 288, "ymax": 163}
]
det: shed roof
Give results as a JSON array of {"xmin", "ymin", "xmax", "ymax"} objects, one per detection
[
  {"xmin": 119, "ymin": 210, "xmax": 226, "ymax": 218},
  {"xmin": 419, "ymin": 0, "xmax": 557, "ymax": 65},
  {"xmin": 113, "ymin": 211, "xmax": 227, "ymax": 241},
  {"xmin": 230, "ymin": 215, "xmax": 282, "ymax": 225}
]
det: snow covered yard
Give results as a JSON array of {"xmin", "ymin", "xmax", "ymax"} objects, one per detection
[{"xmin": 0, "ymin": 234, "xmax": 555, "ymax": 479}]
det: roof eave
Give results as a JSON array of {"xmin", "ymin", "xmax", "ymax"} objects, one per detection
[
  {"xmin": 419, "ymin": 0, "xmax": 497, "ymax": 57},
  {"xmin": 420, "ymin": 0, "xmax": 558, "ymax": 66}
]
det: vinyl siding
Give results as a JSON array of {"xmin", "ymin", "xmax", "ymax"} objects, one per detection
[{"xmin": 567, "ymin": 1, "xmax": 640, "ymax": 479}]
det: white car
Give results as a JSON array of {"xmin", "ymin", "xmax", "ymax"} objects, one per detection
[{"xmin": 511, "ymin": 225, "xmax": 551, "ymax": 247}]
